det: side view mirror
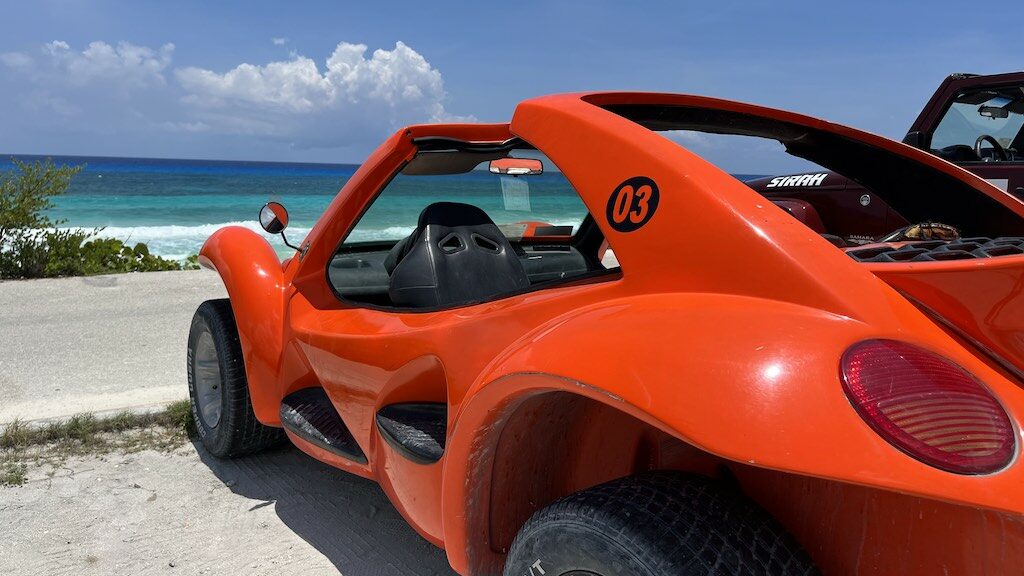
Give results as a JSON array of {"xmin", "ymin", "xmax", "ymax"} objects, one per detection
[
  {"xmin": 259, "ymin": 202, "xmax": 289, "ymax": 233},
  {"xmin": 259, "ymin": 202, "xmax": 300, "ymax": 250},
  {"xmin": 489, "ymin": 157, "xmax": 543, "ymax": 176},
  {"xmin": 902, "ymin": 131, "xmax": 928, "ymax": 150}
]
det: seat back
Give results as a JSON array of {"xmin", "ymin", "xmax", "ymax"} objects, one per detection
[
  {"xmin": 388, "ymin": 202, "xmax": 530, "ymax": 308},
  {"xmin": 770, "ymin": 198, "xmax": 827, "ymax": 233}
]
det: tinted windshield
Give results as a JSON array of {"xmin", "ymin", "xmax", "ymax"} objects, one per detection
[{"xmin": 932, "ymin": 89, "xmax": 1024, "ymax": 153}]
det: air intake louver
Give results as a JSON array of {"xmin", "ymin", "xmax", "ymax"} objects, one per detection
[{"xmin": 847, "ymin": 237, "xmax": 1024, "ymax": 262}]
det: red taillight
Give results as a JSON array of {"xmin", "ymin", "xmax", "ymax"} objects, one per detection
[{"xmin": 841, "ymin": 340, "xmax": 1015, "ymax": 474}]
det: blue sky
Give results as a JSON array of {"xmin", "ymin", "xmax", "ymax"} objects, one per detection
[{"xmin": 1, "ymin": 0, "xmax": 1022, "ymax": 173}]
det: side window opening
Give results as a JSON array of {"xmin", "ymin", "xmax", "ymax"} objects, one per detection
[
  {"xmin": 595, "ymin": 101, "xmax": 1023, "ymax": 247},
  {"xmin": 655, "ymin": 126, "xmax": 1020, "ymax": 246},
  {"xmin": 328, "ymin": 144, "xmax": 617, "ymax": 310},
  {"xmin": 657, "ymin": 129, "xmax": 877, "ymax": 240}
]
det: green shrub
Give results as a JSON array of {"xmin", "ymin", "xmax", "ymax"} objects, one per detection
[
  {"xmin": 0, "ymin": 158, "xmax": 188, "ymax": 279},
  {"xmin": 43, "ymin": 229, "xmax": 94, "ymax": 277},
  {"xmin": 0, "ymin": 158, "xmax": 79, "ymax": 232}
]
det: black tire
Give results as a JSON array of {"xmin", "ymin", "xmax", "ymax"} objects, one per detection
[
  {"xmin": 503, "ymin": 472, "xmax": 818, "ymax": 576},
  {"xmin": 187, "ymin": 299, "xmax": 284, "ymax": 457}
]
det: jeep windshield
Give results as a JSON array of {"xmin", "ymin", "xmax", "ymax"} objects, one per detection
[{"xmin": 931, "ymin": 87, "xmax": 1024, "ymax": 162}]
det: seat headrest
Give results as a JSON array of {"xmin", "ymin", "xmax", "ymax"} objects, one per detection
[
  {"xmin": 387, "ymin": 202, "xmax": 530, "ymax": 308},
  {"xmin": 418, "ymin": 202, "xmax": 494, "ymax": 228}
]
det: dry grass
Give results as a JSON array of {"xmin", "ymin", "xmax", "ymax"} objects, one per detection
[{"xmin": 0, "ymin": 400, "xmax": 194, "ymax": 486}]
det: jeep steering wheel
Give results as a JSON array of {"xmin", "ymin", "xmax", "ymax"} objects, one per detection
[{"xmin": 975, "ymin": 134, "xmax": 1008, "ymax": 161}]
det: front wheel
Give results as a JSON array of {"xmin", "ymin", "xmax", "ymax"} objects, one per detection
[
  {"xmin": 187, "ymin": 299, "xmax": 284, "ymax": 457},
  {"xmin": 503, "ymin": 472, "xmax": 818, "ymax": 576}
]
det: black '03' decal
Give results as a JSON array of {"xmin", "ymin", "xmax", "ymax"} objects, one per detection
[{"xmin": 606, "ymin": 176, "xmax": 659, "ymax": 232}]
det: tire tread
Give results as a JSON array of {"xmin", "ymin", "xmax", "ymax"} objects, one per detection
[{"xmin": 506, "ymin": 472, "xmax": 818, "ymax": 576}]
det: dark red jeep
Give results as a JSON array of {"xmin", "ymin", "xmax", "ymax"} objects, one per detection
[{"xmin": 749, "ymin": 71, "xmax": 1024, "ymax": 244}]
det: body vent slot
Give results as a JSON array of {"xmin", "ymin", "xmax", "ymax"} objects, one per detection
[
  {"xmin": 280, "ymin": 388, "xmax": 366, "ymax": 463},
  {"xmin": 375, "ymin": 403, "xmax": 447, "ymax": 464}
]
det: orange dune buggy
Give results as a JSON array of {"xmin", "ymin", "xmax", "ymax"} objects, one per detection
[{"xmin": 189, "ymin": 92, "xmax": 1024, "ymax": 575}]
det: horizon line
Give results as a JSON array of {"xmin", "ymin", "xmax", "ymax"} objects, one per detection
[{"xmin": 0, "ymin": 152, "xmax": 362, "ymax": 168}]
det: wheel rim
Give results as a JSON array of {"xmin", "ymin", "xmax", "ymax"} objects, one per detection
[{"xmin": 193, "ymin": 330, "xmax": 223, "ymax": 429}]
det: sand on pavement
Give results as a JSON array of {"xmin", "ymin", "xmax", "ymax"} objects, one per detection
[
  {"xmin": 0, "ymin": 270, "xmax": 460, "ymax": 575},
  {"xmin": 0, "ymin": 441, "xmax": 457, "ymax": 576},
  {"xmin": 0, "ymin": 270, "xmax": 226, "ymax": 423}
]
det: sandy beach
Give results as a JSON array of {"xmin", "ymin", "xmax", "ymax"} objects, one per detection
[{"xmin": 0, "ymin": 270, "xmax": 225, "ymax": 424}]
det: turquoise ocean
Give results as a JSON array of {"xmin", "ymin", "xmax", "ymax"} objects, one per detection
[
  {"xmin": 1, "ymin": 155, "xmax": 759, "ymax": 260},
  {"xmin": 1, "ymin": 155, "xmax": 360, "ymax": 259}
]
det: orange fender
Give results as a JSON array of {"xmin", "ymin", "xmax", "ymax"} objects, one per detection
[
  {"xmin": 441, "ymin": 292, "xmax": 1024, "ymax": 573},
  {"xmin": 199, "ymin": 226, "xmax": 285, "ymax": 425}
]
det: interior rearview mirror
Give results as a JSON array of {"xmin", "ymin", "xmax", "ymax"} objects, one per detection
[
  {"xmin": 259, "ymin": 201, "xmax": 289, "ymax": 234},
  {"xmin": 979, "ymin": 105, "xmax": 1009, "ymax": 119},
  {"xmin": 489, "ymin": 158, "xmax": 543, "ymax": 176}
]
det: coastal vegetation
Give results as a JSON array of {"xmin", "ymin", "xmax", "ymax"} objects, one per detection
[
  {"xmin": 0, "ymin": 158, "xmax": 198, "ymax": 279},
  {"xmin": 0, "ymin": 400, "xmax": 194, "ymax": 486}
]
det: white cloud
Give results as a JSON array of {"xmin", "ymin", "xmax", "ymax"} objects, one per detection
[
  {"xmin": 0, "ymin": 52, "xmax": 33, "ymax": 68},
  {"xmin": 23, "ymin": 90, "xmax": 80, "ymax": 116},
  {"xmin": 271, "ymin": 37, "xmax": 288, "ymax": 46},
  {"xmin": 160, "ymin": 120, "xmax": 210, "ymax": 133},
  {"xmin": 175, "ymin": 41, "xmax": 470, "ymax": 148},
  {"xmin": 666, "ymin": 130, "xmax": 715, "ymax": 148},
  {"xmin": 0, "ymin": 38, "xmax": 468, "ymax": 157},
  {"xmin": 178, "ymin": 56, "xmax": 331, "ymax": 112},
  {"xmin": 0, "ymin": 39, "xmax": 176, "ymax": 128},
  {"xmin": 12, "ymin": 40, "xmax": 175, "ymax": 90}
]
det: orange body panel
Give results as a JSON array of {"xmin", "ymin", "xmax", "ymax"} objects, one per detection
[
  {"xmin": 198, "ymin": 93, "xmax": 1024, "ymax": 575},
  {"xmin": 869, "ymin": 257, "xmax": 1024, "ymax": 373},
  {"xmin": 198, "ymin": 226, "xmax": 287, "ymax": 424}
]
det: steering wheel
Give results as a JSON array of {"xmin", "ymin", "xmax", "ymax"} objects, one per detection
[{"xmin": 975, "ymin": 134, "xmax": 1008, "ymax": 161}]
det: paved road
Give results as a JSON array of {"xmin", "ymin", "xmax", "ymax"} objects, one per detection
[
  {"xmin": 0, "ymin": 270, "xmax": 226, "ymax": 423},
  {"xmin": 0, "ymin": 270, "xmax": 458, "ymax": 576}
]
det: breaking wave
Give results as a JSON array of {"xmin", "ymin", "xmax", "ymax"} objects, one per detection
[
  {"xmin": 65, "ymin": 217, "xmax": 581, "ymax": 261},
  {"xmin": 65, "ymin": 222, "xmax": 419, "ymax": 260}
]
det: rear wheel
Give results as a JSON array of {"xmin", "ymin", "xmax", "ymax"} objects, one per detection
[
  {"xmin": 187, "ymin": 299, "xmax": 284, "ymax": 457},
  {"xmin": 503, "ymin": 472, "xmax": 818, "ymax": 576}
]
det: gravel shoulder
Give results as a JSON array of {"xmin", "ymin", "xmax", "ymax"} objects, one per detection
[
  {"xmin": 0, "ymin": 270, "xmax": 226, "ymax": 423},
  {"xmin": 0, "ymin": 441, "xmax": 457, "ymax": 576}
]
